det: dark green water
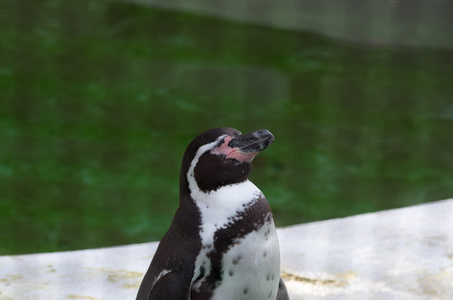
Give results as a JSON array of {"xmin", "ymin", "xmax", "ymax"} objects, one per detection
[{"xmin": 1, "ymin": 0, "xmax": 452, "ymax": 254}]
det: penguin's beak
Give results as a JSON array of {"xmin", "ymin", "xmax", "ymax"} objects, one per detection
[{"xmin": 228, "ymin": 129, "xmax": 275, "ymax": 154}]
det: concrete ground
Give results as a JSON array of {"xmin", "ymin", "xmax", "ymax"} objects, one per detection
[{"xmin": 1, "ymin": 199, "xmax": 452, "ymax": 299}]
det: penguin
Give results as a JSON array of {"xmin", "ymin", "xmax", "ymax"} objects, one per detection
[{"xmin": 136, "ymin": 127, "xmax": 289, "ymax": 300}]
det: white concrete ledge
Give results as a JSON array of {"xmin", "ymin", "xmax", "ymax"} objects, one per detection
[{"xmin": 1, "ymin": 199, "xmax": 452, "ymax": 299}]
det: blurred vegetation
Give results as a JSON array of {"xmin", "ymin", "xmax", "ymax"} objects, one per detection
[{"xmin": 1, "ymin": 0, "xmax": 452, "ymax": 254}]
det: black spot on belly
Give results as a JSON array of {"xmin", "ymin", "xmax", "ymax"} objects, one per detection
[
  {"xmin": 263, "ymin": 251, "xmax": 267, "ymax": 257},
  {"xmin": 232, "ymin": 255, "xmax": 242, "ymax": 265},
  {"xmin": 228, "ymin": 269, "xmax": 234, "ymax": 276},
  {"xmin": 243, "ymin": 287, "xmax": 248, "ymax": 294}
]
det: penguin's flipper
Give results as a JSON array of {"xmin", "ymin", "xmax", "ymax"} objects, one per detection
[
  {"xmin": 276, "ymin": 277, "xmax": 290, "ymax": 300},
  {"xmin": 148, "ymin": 271, "xmax": 188, "ymax": 300}
]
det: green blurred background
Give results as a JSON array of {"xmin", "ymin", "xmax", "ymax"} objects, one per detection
[{"xmin": 1, "ymin": 0, "xmax": 452, "ymax": 255}]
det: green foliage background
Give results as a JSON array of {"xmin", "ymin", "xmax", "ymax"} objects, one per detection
[{"xmin": 1, "ymin": 0, "xmax": 452, "ymax": 254}]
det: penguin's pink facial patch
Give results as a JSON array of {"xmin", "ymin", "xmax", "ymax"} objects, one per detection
[{"xmin": 211, "ymin": 136, "xmax": 259, "ymax": 162}]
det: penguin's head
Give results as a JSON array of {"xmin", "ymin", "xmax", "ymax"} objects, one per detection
[{"xmin": 180, "ymin": 127, "xmax": 275, "ymax": 193}]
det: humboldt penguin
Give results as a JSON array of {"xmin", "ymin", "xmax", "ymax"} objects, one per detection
[{"xmin": 137, "ymin": 127, "xmax": 289, "ymax": 300}]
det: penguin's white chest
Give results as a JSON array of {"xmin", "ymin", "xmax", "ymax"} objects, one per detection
[
  {"xmin": 211, "ymin": 220, "xmax": 281, "ymax": 300},
  {"xmin": 189, "ymin": 181, "xmax": 281, "ymax": 300}
]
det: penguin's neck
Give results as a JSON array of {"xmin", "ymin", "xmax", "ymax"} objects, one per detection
[
  {"xmin": 188, "ymin": 160, "xmax": 263, "ymax": 248},
  {"xmin": 197, "ymin": 181, "xmax": 261, "ymax": 224}
]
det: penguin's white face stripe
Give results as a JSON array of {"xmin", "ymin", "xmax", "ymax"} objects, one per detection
[{"xmin": 187, "ymin": 135, "xmax": 265, "ymax": 288}]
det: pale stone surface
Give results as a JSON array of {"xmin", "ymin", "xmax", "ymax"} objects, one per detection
[
  {"xmin": 279, "ymin": 199, "xmax": 453, "ymax": 300},
  {"xmin": 1, "ymin": 199, "xmax": 452, "ymax": 300}
]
